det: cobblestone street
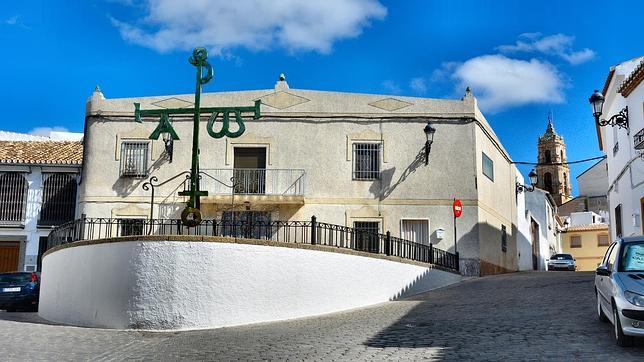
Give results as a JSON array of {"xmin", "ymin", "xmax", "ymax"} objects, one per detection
[{"xmin": 1, "ymin": 271, "xmax": 643, "ymax": 361}]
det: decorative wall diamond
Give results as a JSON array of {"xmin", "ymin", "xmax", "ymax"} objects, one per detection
[
  {"xmin": 260, "ymin": 91, "xmax": 310, "ymax": 110},
  {"xmin": 368, "ymin": 98, "xmax": 413, "ymax": 111},
  {"xmin": 151, "ymin": 97, "xmax": 194, "ymax": 109}
]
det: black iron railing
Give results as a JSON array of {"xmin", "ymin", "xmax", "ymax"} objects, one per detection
[{"xmin": 48, "ymin": 216, "xmax": 459, "ymax": 272}]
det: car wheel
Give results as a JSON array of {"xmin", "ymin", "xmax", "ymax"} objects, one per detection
[
  {"xmin": 597, "ymin": 293, "xmax": 608, "ymax": 322},
  {"xmin": 613, "ymin": 305, "xmax": 634, "ymax": 347}
]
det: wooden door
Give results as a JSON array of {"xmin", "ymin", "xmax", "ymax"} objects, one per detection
[{"xmin": 0, "ymin": 242, "xmax": 19, "ymax": 272}]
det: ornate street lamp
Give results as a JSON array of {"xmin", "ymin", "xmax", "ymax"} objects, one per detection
[
  {"xmin": 516, "ymin": 169, "xmax": 538, "ymax": 194},
  {"xmin": 424, "ymin": 122, "xmax": 436, "ymax": 165},
  {"xmin": 588, "ymin": 89, "xmax": 629, "ymax": 131}
]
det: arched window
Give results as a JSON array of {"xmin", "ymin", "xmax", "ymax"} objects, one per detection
[
  {"xmin": 39, "ymin": 174, "xmax": 77, "ymax": 226},
  {"xmin": 560, "ymin": 150, "xmax": 564, "ymax": 163},
  {"xmin": 0, "ymin": 173, "xmax": 28, "ymax": 225},
  {"xmin": 544, "ymin": 172, "xmax": 553, "ymax": 194},
  {"xmin": 544, "ymin": 150, "xmax": 551, "ymax": 164},
  {"xmin": 563, "ymin": 173, "xmax": 568, "ymax": 194}
]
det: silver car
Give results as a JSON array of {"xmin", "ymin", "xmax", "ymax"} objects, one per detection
[
  {"xmin": 547, "ymin": 253, "xmax": 577, "ymax": 271},
  {"xmin": 595, "ymin": 236, "xmax": 644, "ymax": 346}
]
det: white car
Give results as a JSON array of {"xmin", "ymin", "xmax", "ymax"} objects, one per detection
[{"xmin": 595, "ymin": 236, "xmax": 644, "ymax": 346}]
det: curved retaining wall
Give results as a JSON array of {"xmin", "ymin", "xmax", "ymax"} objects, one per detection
[{"xmin": 39, "ymin": 237, "xmax": 462, "ymax": 330}]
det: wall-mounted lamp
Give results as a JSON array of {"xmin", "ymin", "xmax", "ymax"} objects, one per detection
[
  {"xmin": 588, "ymin": 90, "xmax": 629, "ymax": 131},
  {"xmin": 516, "ymin": 169, "xmax": 538, "ymax": 194},
  {"xmin": 423, "ymin": 122, "xmax": 436, "ymax": 165},
  {"xmin": 162, "ymin": 132, "xmax": 174, "ymax": 163}
]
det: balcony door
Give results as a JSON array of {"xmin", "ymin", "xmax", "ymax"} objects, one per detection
[{"xmin": 233, "ymin": 148, "xmax": 266, "ymax": 194}]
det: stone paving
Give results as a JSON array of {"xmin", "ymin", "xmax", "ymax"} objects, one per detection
[{"xmin": 1, "ymin": 271, "xmax": 643, "ymax": 361}]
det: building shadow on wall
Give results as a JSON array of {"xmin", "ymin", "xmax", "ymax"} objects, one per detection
[
  {"xmin": 111, "ymin": 156, "xmax": 168, "ymax": 196},
  {"xmin": 370, "ymin": 146, "xmax": 425, "ymax": 200}
]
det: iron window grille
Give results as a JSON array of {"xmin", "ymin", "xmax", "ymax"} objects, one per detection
[
  {"xmin": 39, "ymin": 174, "xmax": 77, "ymax": 226},
  {"xmin": 353, "ymin": 221, "xmax": 380, "ymax": 252},
  {"xmin": 501, "ymin": 224, "xmax": 507, "ymax": 252},
  {"xmin": 120, "ymin": 141, "xmax": 149, "ymax": 178},
  {"xmin": 118, "ymin": 219, "xmax": 146, "ymax": 236},
  {"xmin": 0, "ymin": 172, "xmax": 28, "ymax": 225},
  {"xmin": 353, "ymin": 143, "xmax": 380, "ymax": 180}
]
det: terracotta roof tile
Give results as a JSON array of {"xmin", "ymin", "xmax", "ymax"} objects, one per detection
[
  {"xmin": 564, "ymin": 223, "xmax": 609, "ymax": 232},
  {"xmin": 0, "ymin": 141, "xmax": 83, "ymax": 165},
  {"xmin": 618, "ymin": 58, "xmax": 644, "ymax": 97}
]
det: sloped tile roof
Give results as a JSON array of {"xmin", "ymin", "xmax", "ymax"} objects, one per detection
[
  {"xmin": 0, "ymin": 141, "xmax": 83, "ymax": 165},
  {"xmin": 564, "ymin": 223, "xmax": 609, "ymax": 232},
  {"xmin": 618, "ymin": 58, "xmax": 644, "ymax": 97}
]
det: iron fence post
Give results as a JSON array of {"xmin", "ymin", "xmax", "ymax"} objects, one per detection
[
  {"xmin": 429, "ymin": 243, "xmax": 434, "ymax": 264},
  {"xmin": 311, "ymin": 215, "xmax": 317, "ymax": 245},
  {"xmin": 79, "ymin": 214, "xmax": 86, "ymax": 241},
  {"xmin": 455, "ymin": 251, "xmax": 460, "ymax": 271},
  {"xmin": 385, "ymin": 231, "xmax": 391, "ymax": 256}
]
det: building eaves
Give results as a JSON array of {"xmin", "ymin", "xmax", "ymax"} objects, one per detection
[{"xmin": 617, "ymin": 58, "xmax": 644, "ymax": 97}]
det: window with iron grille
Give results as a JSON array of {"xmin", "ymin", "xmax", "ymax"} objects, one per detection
[
  {"xmin": 353, "ymin": 143, "xmax": 380, "ymax": 180},
  {"xmin": 39, "ymin": 174, "xmax": 77, "ymax": 226},
  {"xmin": 0, "ymin": 172, "xmax": 28, "ymax": 225},
  {"xmin": 570, "ymin": 235, "xmax": 582, "ymax": 248},
  {"xmin": 120, "ymin": 141, "xmax": 149, "ymax": 177},
  {"xmin": 597, "ymin": 234, "xmax": 610, "ymax": 247},
  {"xmin": 119, "ymin": 219, "xmax": 145, "ymax": 236},
  {"xmin": 501, "ymin": 224, "xmax": 507, "ymax": 252},
  {"xmin": 353, "ymin": 221, "xmax": 380, "ymax": 252}
]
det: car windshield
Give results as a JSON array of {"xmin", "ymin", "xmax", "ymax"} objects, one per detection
[
  {"xmin": 551, "ymin": 254, "xmax": 573, "ymax": 260},
  {"xmin": 0, "ymin": 273, "xmax": 32, "ymax": 284},
  {"xmin": 620, "ymin": 242, "xmax": 644, "ymax": 272}
]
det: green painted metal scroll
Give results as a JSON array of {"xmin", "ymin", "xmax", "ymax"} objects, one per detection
[{"xmin": 133, "ymin": 47, "xmax": 261, "ymax": 226}]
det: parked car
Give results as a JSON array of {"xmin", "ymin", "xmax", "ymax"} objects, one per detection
[
  {"xmin": 0, "ymin": 272, "xmax": 40, "ymax": 312},
  {"xmin": 595, "ymin": 236, "xmax": 644, "ymax": 346},
  {"xmin": 547, "ymin": 254, "xmax": 577, "ymax": 271}
]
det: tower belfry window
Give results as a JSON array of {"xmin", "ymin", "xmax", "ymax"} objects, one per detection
[{"xmin": 545, "ymin": 150, "xmax": 551, "ymax": 164}]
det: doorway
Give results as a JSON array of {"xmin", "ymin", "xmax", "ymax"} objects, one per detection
[
  {"xmin": 233, "ymin": 148, "xmax": 266, "ymax": 194},
  {"xmin": 531, "ymin": 218, "xmax": 540, "ymax": 270}
]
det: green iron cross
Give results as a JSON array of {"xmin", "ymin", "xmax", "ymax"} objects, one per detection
[{"xmin": 134, "ymin": 47, "xmax": 261, "ymax": 226}]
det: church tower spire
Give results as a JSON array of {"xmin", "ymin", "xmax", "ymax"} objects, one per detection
[{"xmin": 535, "ymin": 115, "xmax": 572, "ymax": 206}]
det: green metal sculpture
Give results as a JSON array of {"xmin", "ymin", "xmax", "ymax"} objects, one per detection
[{"xmin": 134, "ymin": 47, "xmax": 261, "ymax": 226}]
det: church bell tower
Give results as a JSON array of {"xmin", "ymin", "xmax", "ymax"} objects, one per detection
[{"xmin": 536, "ymin": 117, "xmax": 572, "ymax": 206}]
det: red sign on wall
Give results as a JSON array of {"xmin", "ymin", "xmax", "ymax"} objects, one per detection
[{"xmin": 453, "ymin": 199, "xmax": 463, "ymax": 218}]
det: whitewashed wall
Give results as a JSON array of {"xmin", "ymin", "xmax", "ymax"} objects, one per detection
[{"xmin": 40, "ymin": 240, "xmax": 462, "ymax": 330}]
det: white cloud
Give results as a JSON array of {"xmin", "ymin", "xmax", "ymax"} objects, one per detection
[
  {"xmin": 111, "ymin": 0, "xmax": 386, "ymax": 54},
  {"xmin": 3, "ymin": 16, "xmax": 18, "ymax": 25},
  {"xmin": 497, "ymin": 33, "xmax": 595, "ymax": 65},
  {"xmin": 381, "ymin": 80, "xmax": 402, "ymax": 94},
  {"xmin": 444, "ymin": 54, "xmax": 565, "ymax": 112},
  {"xmin": 409, "ymin": 77, "xmax": 427, "ymax": 94},
  {"xmin": 29, "ymin": 127, "xmax": 70, "ymax": 137}
]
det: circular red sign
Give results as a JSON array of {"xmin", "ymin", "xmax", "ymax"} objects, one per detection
[{"xmin": 453, "ymin": 199, "xmax": 463, "ymax": 218}]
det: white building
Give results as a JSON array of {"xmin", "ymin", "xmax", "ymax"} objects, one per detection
[
  {"xmin": 593, "ymin": 56, "xmax": 644, "ymax": 239},
  {"xmin": 0, "ymin": 139, "xmax": 82, "ymax": 272},
  {"xmin": 79, "ymin": 77, "xmax": 524, "ymax": 276},
  {"xmin": 522, "ymin": 188, "xmax": 561, "ymax": 270}
]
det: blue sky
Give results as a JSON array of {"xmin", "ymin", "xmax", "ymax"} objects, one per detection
[{"xmin": 1, "ymin": 0, "xmax": 642, "ymax": 194}]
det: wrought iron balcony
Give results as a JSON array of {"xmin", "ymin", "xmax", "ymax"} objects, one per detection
[{"xmin": 201, "ymin": 168, "xmax": 306, "ymax": 196}]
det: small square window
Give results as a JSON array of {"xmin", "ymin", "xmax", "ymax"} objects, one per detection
[
  {"xmin": 482, "ymin": 152, "xmax": 494, "ymax": 181},
  {"xmin": 353, "ymin": 221, "xmax": 380, "ymax": 252},
  {"xmin": 119, "ymin": 219, "xmax": 145, "ymax": 236},
  {"xmin": 570, "ymin": 235, "xmax": 582, "ymax": 248},
  {"xmin": 120, "ymin": 141, "xmax": 149, "ymax": 177},
  {"xmin": 353, "ymin": 143, "xmax": 380, "ymax": 180},
  {"xmin": 598, "ymin": 234, "xmax": 610, "ymax": 247}
]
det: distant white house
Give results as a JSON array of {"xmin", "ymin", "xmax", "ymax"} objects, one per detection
[
  {"xmin": 593, "ymin": 56, "xmax": 644, "ymax": 239},
  {"xmin": 0, "ymin": 137, "xmax": 83, "ymax": 272},
  {"xmin": 521, "ymin": 188, "xmax": 561, "ymax": 271}
]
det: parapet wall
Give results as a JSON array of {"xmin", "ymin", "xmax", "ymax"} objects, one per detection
[{"xmin": 39, "ymin": 237, "xmax": 462, "ymax": 330}]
